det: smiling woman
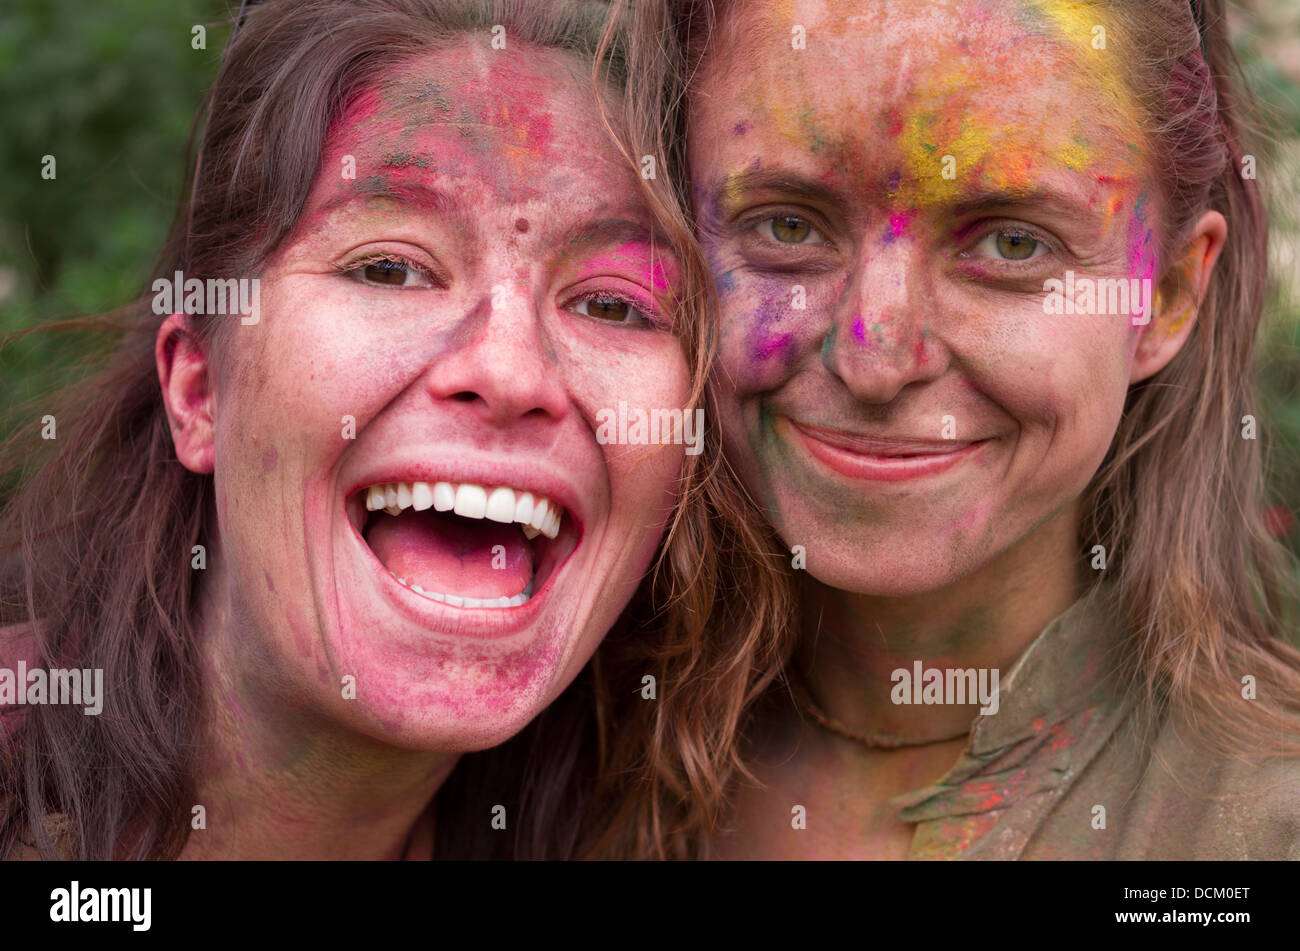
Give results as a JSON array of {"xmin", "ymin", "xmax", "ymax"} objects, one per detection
[
  {"xmin": 683, "ymin": 0, "xmax": 1300, "ymax": 859},
  {"xmin": 0, "ymin": 0, "xmax": 789, "ymax": 861}
]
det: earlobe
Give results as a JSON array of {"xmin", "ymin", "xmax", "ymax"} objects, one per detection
[
  {"xmin": 155, "ymin": 313, "xmax": 217, "ymax": 474},
  {"xmin": 1130, "ymin": 210, "xmax": 1228, "ymax": 384}
]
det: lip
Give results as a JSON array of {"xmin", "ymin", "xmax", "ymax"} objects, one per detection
[
  {"xmin": 341, "ymin": 457, "xmax": 589, "ymax": 639},
  {"xmin": 786, "ymin": 417, "xmax": 990, "ymax": 483}
]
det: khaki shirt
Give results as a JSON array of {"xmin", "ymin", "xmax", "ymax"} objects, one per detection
[{"xmin": 893, "ymin": 585, "xmax": 1300, "ymax": 859}]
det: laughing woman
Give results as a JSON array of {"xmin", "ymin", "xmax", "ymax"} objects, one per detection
[
  {"xmin": 0, "ymin": 0, "xmax": 786, "ymax": 860},
  {"xmin": 684, "ymin": 0, "xmax": 1300, "ymax": 858}
]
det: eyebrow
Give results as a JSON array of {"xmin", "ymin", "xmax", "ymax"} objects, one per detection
[
  {"xmin": 714, "ymin": 168, "xmax": 843, "ymax": 212},
  {"xmin": 947, "ymin": 185, "xmax": 1115, "ymax": 226},
  {"xmin": 314, "ymin": 182, "xmax": 669, "ymax": 261},
  {"xmin": 553, "ymin": 216, "xmax": 660, "ymax": 256},
  {"xmin": 319, "ymin": 179, "xmax": 462, "ymax": 218},
  {"xmin": 720, "ymin": 164, "xmax": 1118, "ymax": 228}
]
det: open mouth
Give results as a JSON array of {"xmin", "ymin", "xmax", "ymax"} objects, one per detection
[{"xmin": 351, "ymin": 480, "xmax": 579, "ymax": 609}]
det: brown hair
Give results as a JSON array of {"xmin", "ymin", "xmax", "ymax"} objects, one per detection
[
  {"xmin": 673, "ymin": 0, "xmax": 1300, "ymax": 844},
  {"xmin": 1074, "ymin": 0, "xmax": 1300, "ymax": 757},
  {"xmin": 0, "ymin": 0, "xmax": 790, "ymax": 860}
]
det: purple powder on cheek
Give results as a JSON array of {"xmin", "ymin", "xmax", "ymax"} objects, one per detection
[{"xmin": 754, "ymin": 332, "xmax": 796, "ymax": 361}]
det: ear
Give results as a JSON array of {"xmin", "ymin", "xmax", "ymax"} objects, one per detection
[
  {"xmin": 1129, "ymin": 210, "xmax": 1227, "ymax": 384},
  {"xmin": 156, "ymin": 313, "xmax": 217, "ymax": 474}
]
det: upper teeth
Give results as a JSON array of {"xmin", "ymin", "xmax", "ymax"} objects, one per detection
[{"xmin": 364, "ymin": 481, "xmax": 564, "ymax": 540}]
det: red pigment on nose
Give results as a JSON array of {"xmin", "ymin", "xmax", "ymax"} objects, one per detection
[
  {"xmin": 852, "ymin": 314, "xmax": 867, "ymax": 342},
  {"xmin": 262, "ymin": 448, "xmax": 278, "ymax": 472},
  {"xmin": 515, "ymin": 217, "xmax": 530, "ymax": 233}
]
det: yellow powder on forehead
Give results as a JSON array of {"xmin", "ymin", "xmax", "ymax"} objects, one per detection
[{"xmin": 890, "ymin": 0, "xmax": 1145, "ymax": 207}]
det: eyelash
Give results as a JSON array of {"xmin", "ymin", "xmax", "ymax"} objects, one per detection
[
  {"xmin": 751, "ymin": 214, "xmax": 831, "ymax": 246},
  {"xmin": 334, "ymin": 252, "xmax": 437, "ymax": 288},
  {"xmin": 335, "ymin": 254, "xmax": 663, "ymax": 327},
  {"xmin": 565, "ymin": 290, "xmax": 662, "ymax": 328},
  {"xmin": 963, "ymin": 223, "xmax": 1059, "ymax": 265}
]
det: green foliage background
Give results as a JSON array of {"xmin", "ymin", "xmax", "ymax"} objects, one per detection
[{"xmin": 0, "ymin": 0, "xmax": 1298, "ymax": 552}]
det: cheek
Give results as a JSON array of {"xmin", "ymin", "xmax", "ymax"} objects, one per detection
[
  {"xmin": 962, "ymin": 310, "xmax": 1134, "ymax": 456},
  {"xmin": 717, "ymin": 274, "xmax": 821, "ymax": 391}
]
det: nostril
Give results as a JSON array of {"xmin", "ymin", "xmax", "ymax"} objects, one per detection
[{"xmin": 450, "ymin": 391, "xmax": 477, "ymax": 403}]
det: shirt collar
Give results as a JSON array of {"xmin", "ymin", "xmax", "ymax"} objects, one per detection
[{"xmin": 967, "ymin": 581, "xmax": 1129, "ymax": 756}]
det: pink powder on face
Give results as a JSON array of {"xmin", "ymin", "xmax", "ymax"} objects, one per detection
[
  {"xmin": 576, "ymin": 240, "xmax": 679, "ymax": 295},
  {"xmin": 851, "ymin": 314, "xmax": 868, "ymax": 342},
  {"xmin": 755, "ymin": 332, "xmax": 796, "ymax": 361},
  {"xmin": 884, "ymin": 209, "xmax": 918, "ymax": 243}
]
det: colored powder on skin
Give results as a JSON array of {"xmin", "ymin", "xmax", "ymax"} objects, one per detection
[
  {"xmin": 708, "ymin": 243, "xmax": 738, "ymax": 295},
  {"xmin": 882, "ymin": 209, "xmax": 919, "ymax": 244},
  {"xmin": 718, "ymin": 169, "xmax": 750, "ymax": 218},
  {"xmin": 755, "ymin": 332, "xmax": 797, "ymax": 361},
  {"xmin": 1127, "ymin": 192, "xmax": 1156, "ymax": 278},
  {"xmin": 1015, "ymin": 0, "xmax": 1138, "ymax": 131},
  {"xmin": 748, "ymin": 291, "xmax": 796, "ymax": 364},
  {"xmin": 820, "ymin": 324, "xmax": 838, "ymax": 368},
  {"xmin": 890, "ymin": 0, "xmax": 1143, "ymax": 209},
  {"xmin": 382, "ymin": 151, "xmax": 431, "ymax": 169},
  {"xmin": 851, "ymin": 313, "xmax": 868, "ymax": 343}
]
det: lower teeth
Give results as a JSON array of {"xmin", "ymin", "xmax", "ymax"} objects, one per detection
[{"xmin": 388, "ymin": 570, "xmax": 533, "ymax": 608}]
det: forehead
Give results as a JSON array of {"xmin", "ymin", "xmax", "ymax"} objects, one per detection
[
  {"xmin": 306, "ymin": 38, "xmax": 637, "ymax": 217},
  {"xmin": 695, "ymin": 0, "xmax": 1146, "ymax": 202}
]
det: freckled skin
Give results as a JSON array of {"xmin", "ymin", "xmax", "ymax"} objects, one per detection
[
  {"xmin": 160, "ymin": 40, "xmax": 690, "ymax": 858},
  {"xmin": 689, "ymin": 0, "xmax": 1223, "ymax": 858}
]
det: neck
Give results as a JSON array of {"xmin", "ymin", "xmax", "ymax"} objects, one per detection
[
  {"xmin": 180, "ymin": 574, "xmax": 458, "ymax": 860},
  {"xmin": 796, "ymin": 503, "xmax": 1085, "ymax": 744}
]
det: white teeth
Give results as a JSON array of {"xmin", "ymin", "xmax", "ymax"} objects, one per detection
[
  {"xmin": 360, "ymin": 479, "xmax": 566, "ymax": 539},
  {"xmin": 530, "ymin": 499, "xmax": 550, "ymax": 533},
  {"xmin": 453, "ymin": 483, "xmax": 487, "ymax": 519},
  {"xmin": 514, "ymin": 492, "xmax": 535, "ymax": 524},
  {"xmin": 485, "ymin": 487, "xmax": 516, "ymax": 523},
  {"xmin": 391, "ymin": 574, "xmax": 534, "ymax": 608}
]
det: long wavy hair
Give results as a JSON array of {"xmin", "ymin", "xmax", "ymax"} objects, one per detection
[
  {"xmin": 676, "ymin": 0, "xmax": 1300, "ymax": 811},
  {"xmin": 0, "ymin": 0, "xmax": 794, "ymax": 860}
]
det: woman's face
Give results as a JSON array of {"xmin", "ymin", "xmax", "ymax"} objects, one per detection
[
  {"xmin": 690, "ymin": 0, "xmax": 1179, "ymax": 596},
  {"xmin": 201, "ymin": 41, "xmax": 688, "ymax": 749}
]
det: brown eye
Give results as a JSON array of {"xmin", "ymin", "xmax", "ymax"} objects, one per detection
[
  {"xmin": 585, "ymin": 296, "xmax": 630, "ymax": 321},
  {"xmin": 994, "ymin": 231, "xmax": 1040, "ymax": 260},
  {"xmin": 363, "ymin": 260, "xmax": 411, "ymax": 285},
  {"xmin": 570, "ymin": 294, "xmax": 651, "ymax": 326},
  {"xmin": 771, "ymin": 215, "xmax": 812, "ymax": 243}
]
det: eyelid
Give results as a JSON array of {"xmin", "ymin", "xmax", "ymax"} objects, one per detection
[
  {"xmin": 960, "ymin": 220, "xmax": 1061, "ymax": 259},
  {"xmin": 736, "ymin": 205, "xmax": 836, "ymax": 240},
  {"xmin": 563, "ymin": 287, "xmax": 667, "ymax": 329},
  {"xmin": 332, "ymin": 248, "xmax": 447, "ymax": 288}
]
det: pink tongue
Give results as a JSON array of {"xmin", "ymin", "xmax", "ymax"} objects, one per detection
[{"xmin": 365, "ymin": 509, "xmax": 533, "ymax": 599}]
